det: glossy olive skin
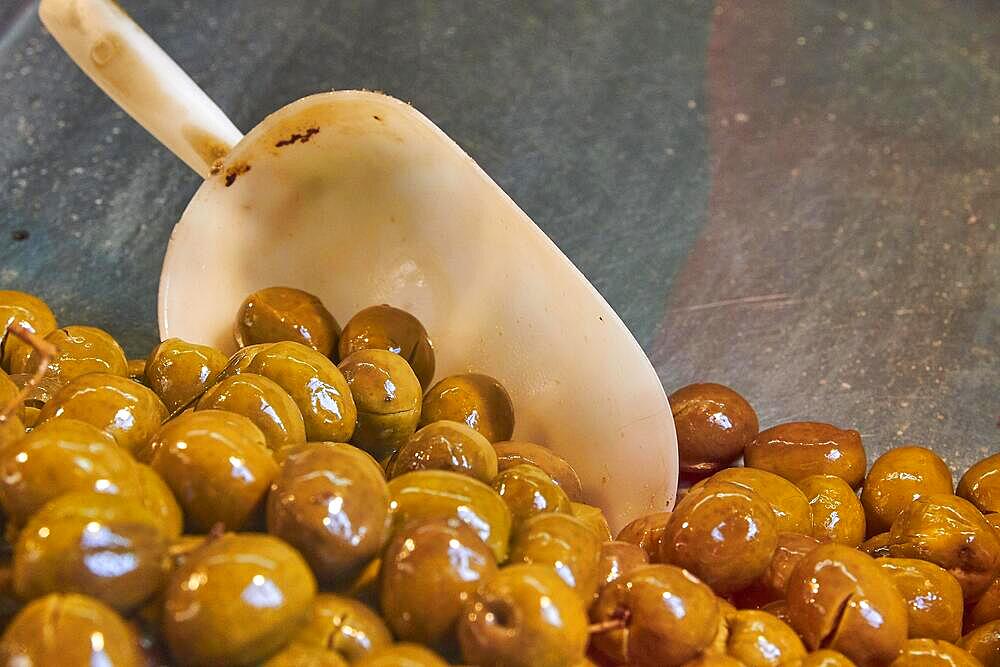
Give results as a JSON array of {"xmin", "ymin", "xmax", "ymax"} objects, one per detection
[
  {"xmin": 798, "ymin": 474, "xmax": 867, "ymax": 546},
  {"xmin": 388, "ymin": 470, "xmax": 512, "ymax": 561},
  {"xmin": 734, "ymin": 532, "xmax": 823, "ymax": 608},
  {"xmin": 0, "ymin": 593, "xmax": 140, "ymax": 666},
  {"xmin": 862, "ymin": 447, "xmax": 954, "ymax": 535},
  {"xmin": 596, "ymin": 540, "xmax": 649, "ymax": 595},
  {"xmin": 670, "ymin": 382, "xmax": 758, "ymax": 477},
  {"xmin": 861, "ymin": 532, "xmax": 893, "ymax": 558},
  {"xmin": 264, "ymin": 642, "xmax": 348, "ymax": 667},
  {"xmin": 958, "ymin": 452, "xmax": 1000, "ymax": 515},
  {"xmin": 877, "ymin": 558, "xmax": 964, "ymax": 642},
  {"xmin": 21, "ymin": 325, "xmax": 129, "ymax": 387},
  {"xmin": 13, "ymin": 493, "xmax": 168, "ymax": 612},
  {"xmin": 386, "ymin": 420, "xmax": 497, "ymax": 482},
  {"xmin": 0, "ymin": 370, "xmax": 23, "ymax": 423},
  {"xmin": 127, "ymin": 358, "xmax": 147, "ymax": 383},
  {"xmin": 682, "ymin": 654, "xmax": 747, "ymax": 667},
  {"xmin": 135, "ymin": 463, "xmax": 183, "ymax": 540},
  {"xmin": 0, "ymin": 290, "xmax": 57, "ymax": 371},
  {"xmin": 887, "ymin": 493, "xmax": 1000, "ymax": 599},
  {"xmin": 267, "ymin": 442, "xmax": 390, "ymax": 585},
  {"xmin": 295, "ymin": 593, "xmax": 392, "ymax": 663},
  {"xmin": 890, "ymin": 639, "xmax": 980, "ymax": 667},
  {"xmin": 458, "ymin": 563, "xmax": 588, "ymax": 667},
  {"xmin": 660, "ymin": 482, "xmax": 778, "ymax": 593},
  {"xmin": 787, "ymin": 544, "xmax": 909, "ymax": 666},
  {"xmin": 493, "ymin": 463, "xmax": 572, "ymax": 528},
  {"xmin": 786, "ymin": 651, "xmax": 857, "ymax": 667},
  {"xmin": 247, "ymin": 341, "xmax": 357, "ymax": 443},
  {"xmin": 379, "ymin": 519, "xmax": 498, "ymax": 645},
  {"xmin": 355, "ymin": 643, "xmax": 450, "ymax": 666},
  {"xmin": 163, "ymin": 533, "xmax": 316, "ymax": 666},
  {"xmin": 959, "ymin": 620, "xmax": 1000, "ymax": 667},
  {"xmin": 591, "ymin": 564, "xmax": 720, "ymax": 666},
  {"xmin": 572, "ymin": 502, "xmax": 613, "ymax": 541},
  {"xmin": 143, "ymin": 410, "xmax": 277, "ymax": 533},
  {"xmin": 745, "ymin": 422, "xmax": 867, "ymax": 489},
  {"xmin": 37, "ymin": 373, "xmax": 168, "ymax": 455},
  {"xmin": 726, "ymin": 609, "xmax": 807, "ymax": 666},
  {"xmin": 420, "ymin": 373, "xmax": 514, "ymax": 443},
  {"xmin": 235, "ymin": 286, "xmax": 341, "ymax": 358},
  {"xmin": 339, "ymin": 304, "xmax": 436, "ymax": 389},
  {"xmin": 196, "ymin": 373, "xmax": 306, "ymax": 453},
  {"xmin": 493, "ymin": 441, "xmax": 584, "ymax": 501},
  {"xmin": 617, "ymin": 511, "xmax": 673, "ymax": 561},
  {"xmin": 145, "ymin": 338, "xmax": 228, "ymax": 414},
  {"xmin": 969, "ymin": 574, "xmax": 1000, "ymax": 629},
  {"xmin": 509, "ymin": 512, "xmax": 602, "ymax": 599},
  {"xmin": 0, "ymin": 418, "xmax": 143, "ymax": 529},
  {"xmin": 704, "ymin": 467, "xmax": 813, "ymax": 535},
  {"xmin": 219, "ymin": 343, "xmax": 273, "ymax": 380}
]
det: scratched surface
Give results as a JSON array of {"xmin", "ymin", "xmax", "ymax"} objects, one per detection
[{"xmin": 0, "ymin": 1, "xmax": 997, "ymax": 472}]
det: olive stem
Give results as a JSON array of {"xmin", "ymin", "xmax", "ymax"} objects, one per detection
[{"xmin": 0, "ymin": 324, "xmax": 56, "ymax": 423}]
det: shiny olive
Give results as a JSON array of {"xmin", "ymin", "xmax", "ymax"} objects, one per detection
[
  {"xmin": 660, "ymin": 482, "xmax": 779, "ymax": 593},
  {"xmin": 734, "ymin": 532, "xmax": 822, "ymax": 608},
  {"xmin": 13, "ymin": 493, "xmax": 168, "ymax": 612},
  {"xmin": 143, "ymin": 410, "xmax": 277, "ymax": 533},
  {"xmin": 36, "ymin": 373, "xmax": 167, "ymax": 455},
  {"xmin": 509, "ymin": 512, "xmax": 602, "ymax": 599},
  {"xmin": 264, "ymin": 642, "xmax": 348, "ymax": 667},
  {"xmin": 786, "ymin": 543, "xmax": 908, "ymax": 666},
  {"xmin": 572, "ymin": 502, "xmax": 612, "ymax": 541},
  {"xmin": 247, "ymin": 341, "xmax": 357, "ymax": 442},
  {"xmin": 339, "ymin": 304, "xmax": 435, "ymax": 389},
  {"xmin": 420, "ymin": 373, "xmax": 514, "ymax": 443},
  {"xmin": 21, "ymin": 325, "xmax": 129, "ymax": 387},
  {"xmin": 861, "ymin": 532, "xmax": 893, "ymax": 558},
  {"xmin": 786, "ymin": 650, "xmax": 858, "ymax": 667},
  {"xmin": 890, "ymin": 639, "xmax": 980, "ymax": 667},
  {"xmin": 339, "ymin": 348, "xmax": 422, "ymax": 459},
  {"xmin": 862, "ymin": 447, "xmax": 953, "ymax": 535},
  {"xmin": 887, "ymin": 493, "xmax": 1000, "ymax": 599},
  {"xmin": 0, "ymin": 370, "xmax": 23, "ymax": 423},
  {"xmin": 135, "ymin": 463, "xmax": 183, "ymax": 540},
  {"xmin": 0, "ymin": 418, "xmax": 143, "ymax": 529},
  {"xmin": 355, "ymin": 643, "xmax": 450, "ymax": 667},
  {"xmin": 726, "ymin": 609, "xmax": 806, "ymax": 666},
  {"xmin": 877, "ymin": 558, "xmax": 964, "ymax": 642},
  {"xmin": 745, "ymin": 421, "xmax": 867, "ymax": 489},
  {"xmin": 617, "ymin": 510, "xmax": 672, "ymax": 561},
  {"xmin": 127, "ymin": 358, "xmax": 147, "ymax": 383},
  {"xmin": 968, "ymin": 574, "xmax": 1000, "ymax": 629},
  {"xmin": 669, "ymin": 382, "xmax": 758, "ymax": 477},
  {"xmin": 493, "ymin": 441, "xmax": 584, "ymax": 501},
  {"xmin": 386, "ymin": 420, "xmax": 497, "ymax": 482},
  {"xmin": 707, "ymin": 596, "xmax": 737, "ymax": 654},
  {"xmin": 958, "ymin": 452, "xmax": 1000, "ymax": 515},
  {"xmin": 0, "ymin": 593, "xmax": 140, "ymax": 666},
  {"xmin": 493, "ymin": 463, "xmax": 572, "ymax": 528},
  {"xmin": 958, "ymin": 620, "xmax": 1000, "ymax": 667},
  {"xmin": 596, "ymin": 540, "xmax": 649, "ymax": 596},
  {"xmin": 235, "ymin": 286, "xmax": 341, "ymax": 358},
  {"xmin": 379, "ymin": 519, "xmax": 498, "ymax": 646},
  {"xmin": 798, "ymin": 474, "xmax": 866, "ymax": 546},
  {"xmin": 704, "ymin": 467, "xmax": 813, "ymax": 535},
  {"xmin": 294, "ymin": 593, "xmax": 392, "ymax": 663},
  {"xmin": 388, "ymin": 470, "xmax": 512, "ymax": 561},
  {"xmin": 145, "ymin": 338, "xmax": 228, "ymax": 414},
  {"xmin": 267, "ymin": 442, "xmax": 390, "ymax": 585},
  {"xmin": 590, "ymin": 564, "xmax": 720, "ymax": 666},
  {"xmin": 458, "ymin": 563, "xmax": 588, "ymax": 667},
  {"xmin": 162, "ymin": 533, "xmax": 316, "ymax": 666},
  {"xmin": 195, "ymin": 373, "xmax": 305, "ymax": 453},
  {"xmin": 218, "ymin": 343, "xmax": 273, "ymax": 380},
  {"xmin": 0, "ymin": 290, "xmax": 57, "ymax": 372}
]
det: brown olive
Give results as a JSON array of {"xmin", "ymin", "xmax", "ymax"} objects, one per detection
[
  {"xmin": 572, "ymin": 502, "xmax": 613, "ymax": 541},
  {"xmin": 861, "ymin": 447, "xmax": 954, "ymax": 535},
  {"xmin": 616, "ymin": 511, "xmax": 673, "ymax": 561},
  {"xmin": 596, "ymin": 540, "xmax": 649, "ymax": 596},
  {"xmin": 0, "ymin": 290, "xmax": 57, "ymax": 372},
  {"xmin": 339, "ymin": 556, "xmax": 381, "ymax": 609},
  {"xmin": 733, "ymin": 532, "xmax": 822, "ymax": 608},
  {"xmin": 590, "ymin": 564, "xmax": 720, "ymax": 666},
  {"xmin": 988, "ymin": 513, "xmax": 1000, "ymax": 535},
  {"xmin": 20, "ymin": 325, "xmax": 129, "ymax": 387},
  {"xmin": 218, "ymin": 343, "xmax": 273, "ymax": 380},
  {"xmin": 887, "ymin": 493, "xmax": 1000, "ymax": 599},
  {"xmin": 0, "ymin": 593, "xmax": 141, "ymax": 666},
  {"xmin": 355, "ymin": 643, "xmax": 450, "ymax": 666},
  {"xmin": 760, "ymin": 600, "xmax": 793, "ymax": 628},
  {"xmin": 509, "ymin": 512, "xmax": 602, "ymax": 599},
  {"xmin": 704, "ymin": 467, "xmax": 813, "ymax": 535},
  {"xmin": 669, "ymin": 382, "xmax": 758, "ymax": 477},
  {"xmin": 660, "ymin": 482, "xmax": 779, "ymax": 594},
  {"xmin": 386, "ymin": 419, "xmax": 497, "ymax": 482},
  {"xmin": 725, "ymin": 609, "xmax": 806, "ymax": 666},
  {"xmin": 877, "ymin": 558, "xmax": 964, "ymax": 642},
  {"xmin": 958, "ymin": 452, "xmax": 1000, "ymax": 515},
  {"xmin": 263, "ymin": 642, "xmax": 348, "ymax": 667},
  {"xmin": 890, "ymin": 638, "xmax": 980, "ymax": 667},
  {"xmin": 267, "ymin": 442, "xmax": 389, "ymax": 585},
  {"xmin": 786, "ymin": 543, "xmax": 908, "ymax": 666},
  {"xmin": 235, "ymin": 286, "xmax": 341, "ymax": 358},
  {"xmin": 145, "ymin": 338, "xmax": 229, "ymax": 414},
  {"xmin": 744, "ymin": 422, "xmax": 867, "ymax": 489},
  {"xmin": 162, "ymin": 533, "xmax": 316, "ymax": 666},
  {"xmin": 420, "ymin": 373, "xmax": 514, "ymax": 443},
  {"xmin": 339, "ymin": 304, "xmax": 435, "ymax": 389},
  {"xmin": 968, "ymin": 574, "xmax": 1000, "ymax": 629},
  {"xmin": 493, "ymin": 440, "xmax": 584, "ymax": 501},
  {"xmin": 135, "ymin": 463, "xmax": 183, "ymax": 540},
  {"xmin": 195, "ymin": 372, "xmax": 306, "ymax": 453},
  {"xmin": 958, "ymin": 619, "xmax": 1000, "ymax": 666},
  {"xmin": 797, "ymin": 474, "xmax": 866, "ymax": 546},
  {"xmin": 860, "ymin": 532, "xmax": 893, "ymax": 558},
  {"xmin": 294, "ymin": 593, "xmax": 392, "ymax": 663},
  {"xmin": 493, "ymin": 463, "xmax": 572, "ymax": 528}
]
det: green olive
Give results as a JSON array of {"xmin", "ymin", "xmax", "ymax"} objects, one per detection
[
  {"xmin": 493, "ymin": 463, "xmax": 572, "ymax": 528},
  {"xmin": 145, "ymin": 338, "xmax": 228, "ymax": 414},
  {"xmin": 797, "ymin": 474, "xmax": 867, "ymax": 546},
  {"xmin": 571, "ymin": 502, "xmax": 613, "ymax": 541},
  {"xmin": 616, "ymin": 511, "xmax": 672, "ymax": 561},
  {"xmin": 134, "ymin": 462, "xmax": 183, "ymax": 540},
  {"xmin": 958, "ymin": 452, "xmax": 1000, "ymax": 515},
  {"xmin": 162, "ymin": 533, "xmax": 316, "ymax": 666},
  {"xmin": 420, "ymin": 373, "xmax": 514, "ymax": 443},
  {"xmin": 744, "ymin": 421, "xmax": 867, "ymax": 489},
  {"xmin": 267, "ymin": 442, "xmax": 390, "ymax": 585},
  {"xmin": 958, "ymin": 620, "xmax": 1000, "ymax": 667},
  {"xmin": 493, "ymin": 441, "xmax": 584, "ymax": 501},
  {"xmin": 294, "ymin": 593, "xmax": 392, "ymax": 663},
  {"xmin": 386, "ymin": 420, "xmax": 497, "ymax": 482},
  {"xmin": 0, "ymin": 290, "xmax": 57, "ymax": 372},
  {"xmin": 509, "ymin": 512, "xmax": 602, "ymax": 599},
  {"xmin": 339, "ymin": 304, "xmax": 435, "ymax": 389},
  {"xmin": 195, "ymin": 373, "xmax": 305, "ymax": 453},
  {"xmin": 235, "ymin": 286, "xmax": 341, "ymax": 358},
  {"xmin": 458, "ymin": 563, "xmax": 588, "ymax": 667},
  {"xmin": 861, "ymin": 447, "xmax": 953, "ymax": 535},
  {"xmin": 725, "ymin": 609, "xmax": 806, "ymax": 666},
  {"xmin": 890, "ymin": 638, "xmax": 981, "ymax": 667},
  {"xmin": 355, "ymin": 643, "xmax": 450, "ymax": 666},
  {"xmin": 21, "ymin": 326, "xmax": 129, "ymax": 388},
  {"xmin": 669, "ymin": 382, "xmax": 759, "ymax": 477},
  {"xmin": 36, "ymin": 373, "xmax": 167, "ymax": 455},
  {"xmin": 263, "ymin": 642, "xmax": 348, "ymax": 667},
  {"xmin": 704, "ymin": 467, "xmax": 813, "ymax": 535},
  {"xmin": 877, "ymin": 558, "xmax": 964, "ymax": 642}
]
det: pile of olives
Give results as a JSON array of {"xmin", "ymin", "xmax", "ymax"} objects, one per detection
[{"xmin": 0, "ymin": 287, "xmax": 997, "ymax": 667}]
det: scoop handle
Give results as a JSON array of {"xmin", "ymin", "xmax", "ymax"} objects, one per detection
[{"xmin": 39, "ymin": 0, "xmax": 243, "ymax": 178}]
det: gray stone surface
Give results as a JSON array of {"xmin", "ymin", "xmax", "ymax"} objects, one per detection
[{"xmin": 0, "ymin": 0, "xmax": 996, "ymax": 471}]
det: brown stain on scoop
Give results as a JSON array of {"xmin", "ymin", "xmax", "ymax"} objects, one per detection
[
  {"xmin": 224, "ymin": 163, "xmax": 251, "ymax": 187},
  {"xmin": 275, "ymin": 127, "xmax": 320, "ymax": 147},
  {"xmin": 182, "ymin": 125, "xmax": 231, "ymax": 165}
]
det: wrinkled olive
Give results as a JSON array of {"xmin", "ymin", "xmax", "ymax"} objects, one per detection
[
  {"xmin": 745, "ymin": 421, "xmax": 867, "ymax": 489},
  {"xmin": 339, "ymin": 304, "xmax": 435, "ymax": 389},
  {"xmin": 862, "ymin": 447, "xmax": 953, "ymax": 535},
  {"xmin": 493, "ymin": 440, "xmax": 584, "ymax": 501},
  {"xmin": 877, "ymin": 557, "xmax": 964, "ymax": 642},
  {"xmin": 145, "ymin": 338, "xmax": 228, "ymax": 414},
  {"xmin": 420, "ymin": 373, "xmax": 514, "ymax": 442},
  {"xmin": 386, "ymin": 420, "xmax": 497, "ymax": 482},
  {"xmin": 235, "ymin": 286, "xmax": 341, "ymax": 358},
  {"xmin": 670, "ymin": 382, "xmax": 758, "ymax": 477},
  {"xmin": 294, "ymin": 593, "xmax": 392, "ymax": 663},
  {"xmin": 798, "ymin": 474, "xmax": 867, "ymax": 546}
]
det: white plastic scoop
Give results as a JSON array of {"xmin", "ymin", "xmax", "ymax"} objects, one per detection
[{"xmin": 40, "ymin": 0, "xmax": 677, "ymax": 530}]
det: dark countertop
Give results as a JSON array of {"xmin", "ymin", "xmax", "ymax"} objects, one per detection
[{"xmin": 0, "ymin": 0, "xmax": 996, "ymax": 471}]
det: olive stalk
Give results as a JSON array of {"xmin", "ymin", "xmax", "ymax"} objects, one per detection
[{"xmin": 0, "ymin": 324, "xmax": 56, "ymax": 423}]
